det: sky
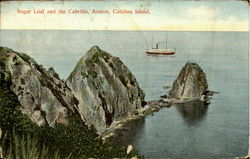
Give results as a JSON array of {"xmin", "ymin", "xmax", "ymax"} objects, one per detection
[{"xmin": 0, "ymin": 1, "xmax": 249, "ymax": 31}]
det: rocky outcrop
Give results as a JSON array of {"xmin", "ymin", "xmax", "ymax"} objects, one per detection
[
  {"xmin": 67, "ymin": 46, "xmax": 145, "ymax": 133},
  {"xmin": 167, "ymin": 62, "xmax": 209, "ymax": 102},
  {"xmin": 0, "ymin": 47, "xmax": 81, "ymax": 126}
]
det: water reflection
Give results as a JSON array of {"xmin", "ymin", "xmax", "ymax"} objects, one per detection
[
  {"xmin": 106, "ymin": 118, "xmax": 145, "ymax": 146},
  {"xmin": 175, "ymin": 102, "xmax": 209, "ymax": 125}
]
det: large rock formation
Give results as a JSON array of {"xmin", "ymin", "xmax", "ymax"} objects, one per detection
[
  {"xmin": 0, "ymin": 47, "xmax": 81, "ymax": 126},
  {"xmin": 67, "ymin": 46, "xmax": 145, "ymax": 133},
  {"xmin": 168, "ymin": 62, "xmax": 208, "ymax": 102}
]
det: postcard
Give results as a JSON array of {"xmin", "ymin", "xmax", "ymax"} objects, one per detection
[{"xmin": 0, "ymin": 1, "xmax": 249, "ymax": 159}]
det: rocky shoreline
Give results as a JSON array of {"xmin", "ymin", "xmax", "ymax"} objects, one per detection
[
  {"xmin": 1, "ymin": 46, "xmax": 221, "ymax": 158},
  {"xmin": 101, "ymin": 100, "xmax": 172, "ymax": 141},
  {"xmin": 101, "ymin": 62, "xmax": 216, "ymax": 142}
]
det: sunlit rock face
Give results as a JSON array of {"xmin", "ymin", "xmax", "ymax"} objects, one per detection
[
  {"xmin": 169, "ymin": 62, "xmax": 208, "ymax": 102},
  {"xmin": 67, "ymin": 46, "xmax": 145, "ymax": 133},
  {"xmin": 0, "ymin": 47, "xmax": 81, "ymax": 126}
]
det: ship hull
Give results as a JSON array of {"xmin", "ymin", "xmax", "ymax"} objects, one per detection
[{"xmin": 146, "ymin": 51, "xmax": 175, "ymax": 55}]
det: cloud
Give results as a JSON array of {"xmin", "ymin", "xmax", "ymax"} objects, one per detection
[{"xmin": 188, "ymin": 6, "xmax": 217, "ymax": 20}]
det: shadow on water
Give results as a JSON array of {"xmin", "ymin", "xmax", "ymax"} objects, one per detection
[
  {"xmin": 174, "ymin": 101, "xmax": 209, "ymax": 125},
  {"xmin": 108, "ymin": 102, "xmax": 209, "ymax": 146},
  {"xmin": 106, "ymin": 118, "xmax": 145, "ymax": 146}
]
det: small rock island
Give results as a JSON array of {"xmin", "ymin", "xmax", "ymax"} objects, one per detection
[{"xmin": 164, "ymin": 62, "xmax": 211, "ymax": 103}]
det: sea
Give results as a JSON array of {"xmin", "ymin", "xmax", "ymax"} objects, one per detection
[{"xmin": 0, "ymin": 30, "xmax": 249, "ymax": 159}]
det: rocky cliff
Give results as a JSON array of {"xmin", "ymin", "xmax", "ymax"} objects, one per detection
[
  {"xmin": 168, "ymin": 62, "xmax": 208, "ymax": 102},
  {"xmin": 0, "ymin": 47, "xmax": 81, "ymax": 126},
  {"xmin": 67, "ymin": 46, "xmax": 145, "ymax": 133}
]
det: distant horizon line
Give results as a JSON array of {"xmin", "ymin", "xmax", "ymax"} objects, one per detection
[{"xmin": 1, "ymin": 29, "xmax": 248, "ymax": 32}]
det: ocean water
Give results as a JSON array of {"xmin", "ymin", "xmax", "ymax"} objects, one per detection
[{"xmin": 0, "ymin": 30, "xmax": 249, "ymax": 158}]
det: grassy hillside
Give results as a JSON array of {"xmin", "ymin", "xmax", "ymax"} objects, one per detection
[
  {"xmin": 0, "ymin": 82, "xmax": 139, "ymax": 159},
  {"xmin": 0, "ymin": 46, "xmax": 139, "ymax": 158}
]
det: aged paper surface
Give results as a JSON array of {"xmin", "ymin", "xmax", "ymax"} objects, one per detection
[{"xmin": 0, "ymin": 1, "xmax": 249, "ymax": 159}]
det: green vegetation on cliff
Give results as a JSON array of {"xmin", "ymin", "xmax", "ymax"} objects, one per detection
[
  {"xmin": 0, "ymin": 46, "xmax": 139, "ymax": 159},
  {"xmin": 0, "ymin": 75, "xmax": 137, "ymax": 159},
  {"xmin": 68, "ymin": 46, "xmax": 111, "ymax": 81},
  {"xmin": 66, "ymin": 46, "xmax": 145, "ymax": 134}
]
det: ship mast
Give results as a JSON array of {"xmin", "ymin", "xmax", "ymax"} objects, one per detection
[
  {"xmin": 151, "ymin": 37, "xmax": 154, "ymax": 49},
  {"xmin": 166, "ymin": 32, "xmax": 168, "ymax": 49}
]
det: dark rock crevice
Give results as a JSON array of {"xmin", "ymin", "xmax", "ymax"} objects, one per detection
[
  {"xmin": 0, "ymin": 47, "xmax": 82, "ymax": 127},
  {"xmin": 67, "ymin": 46, "xmax": 145, "ymax": 133},
  {"xmin": 98, "ymin": 93, "xmax": 113, "ymax": 126}
]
